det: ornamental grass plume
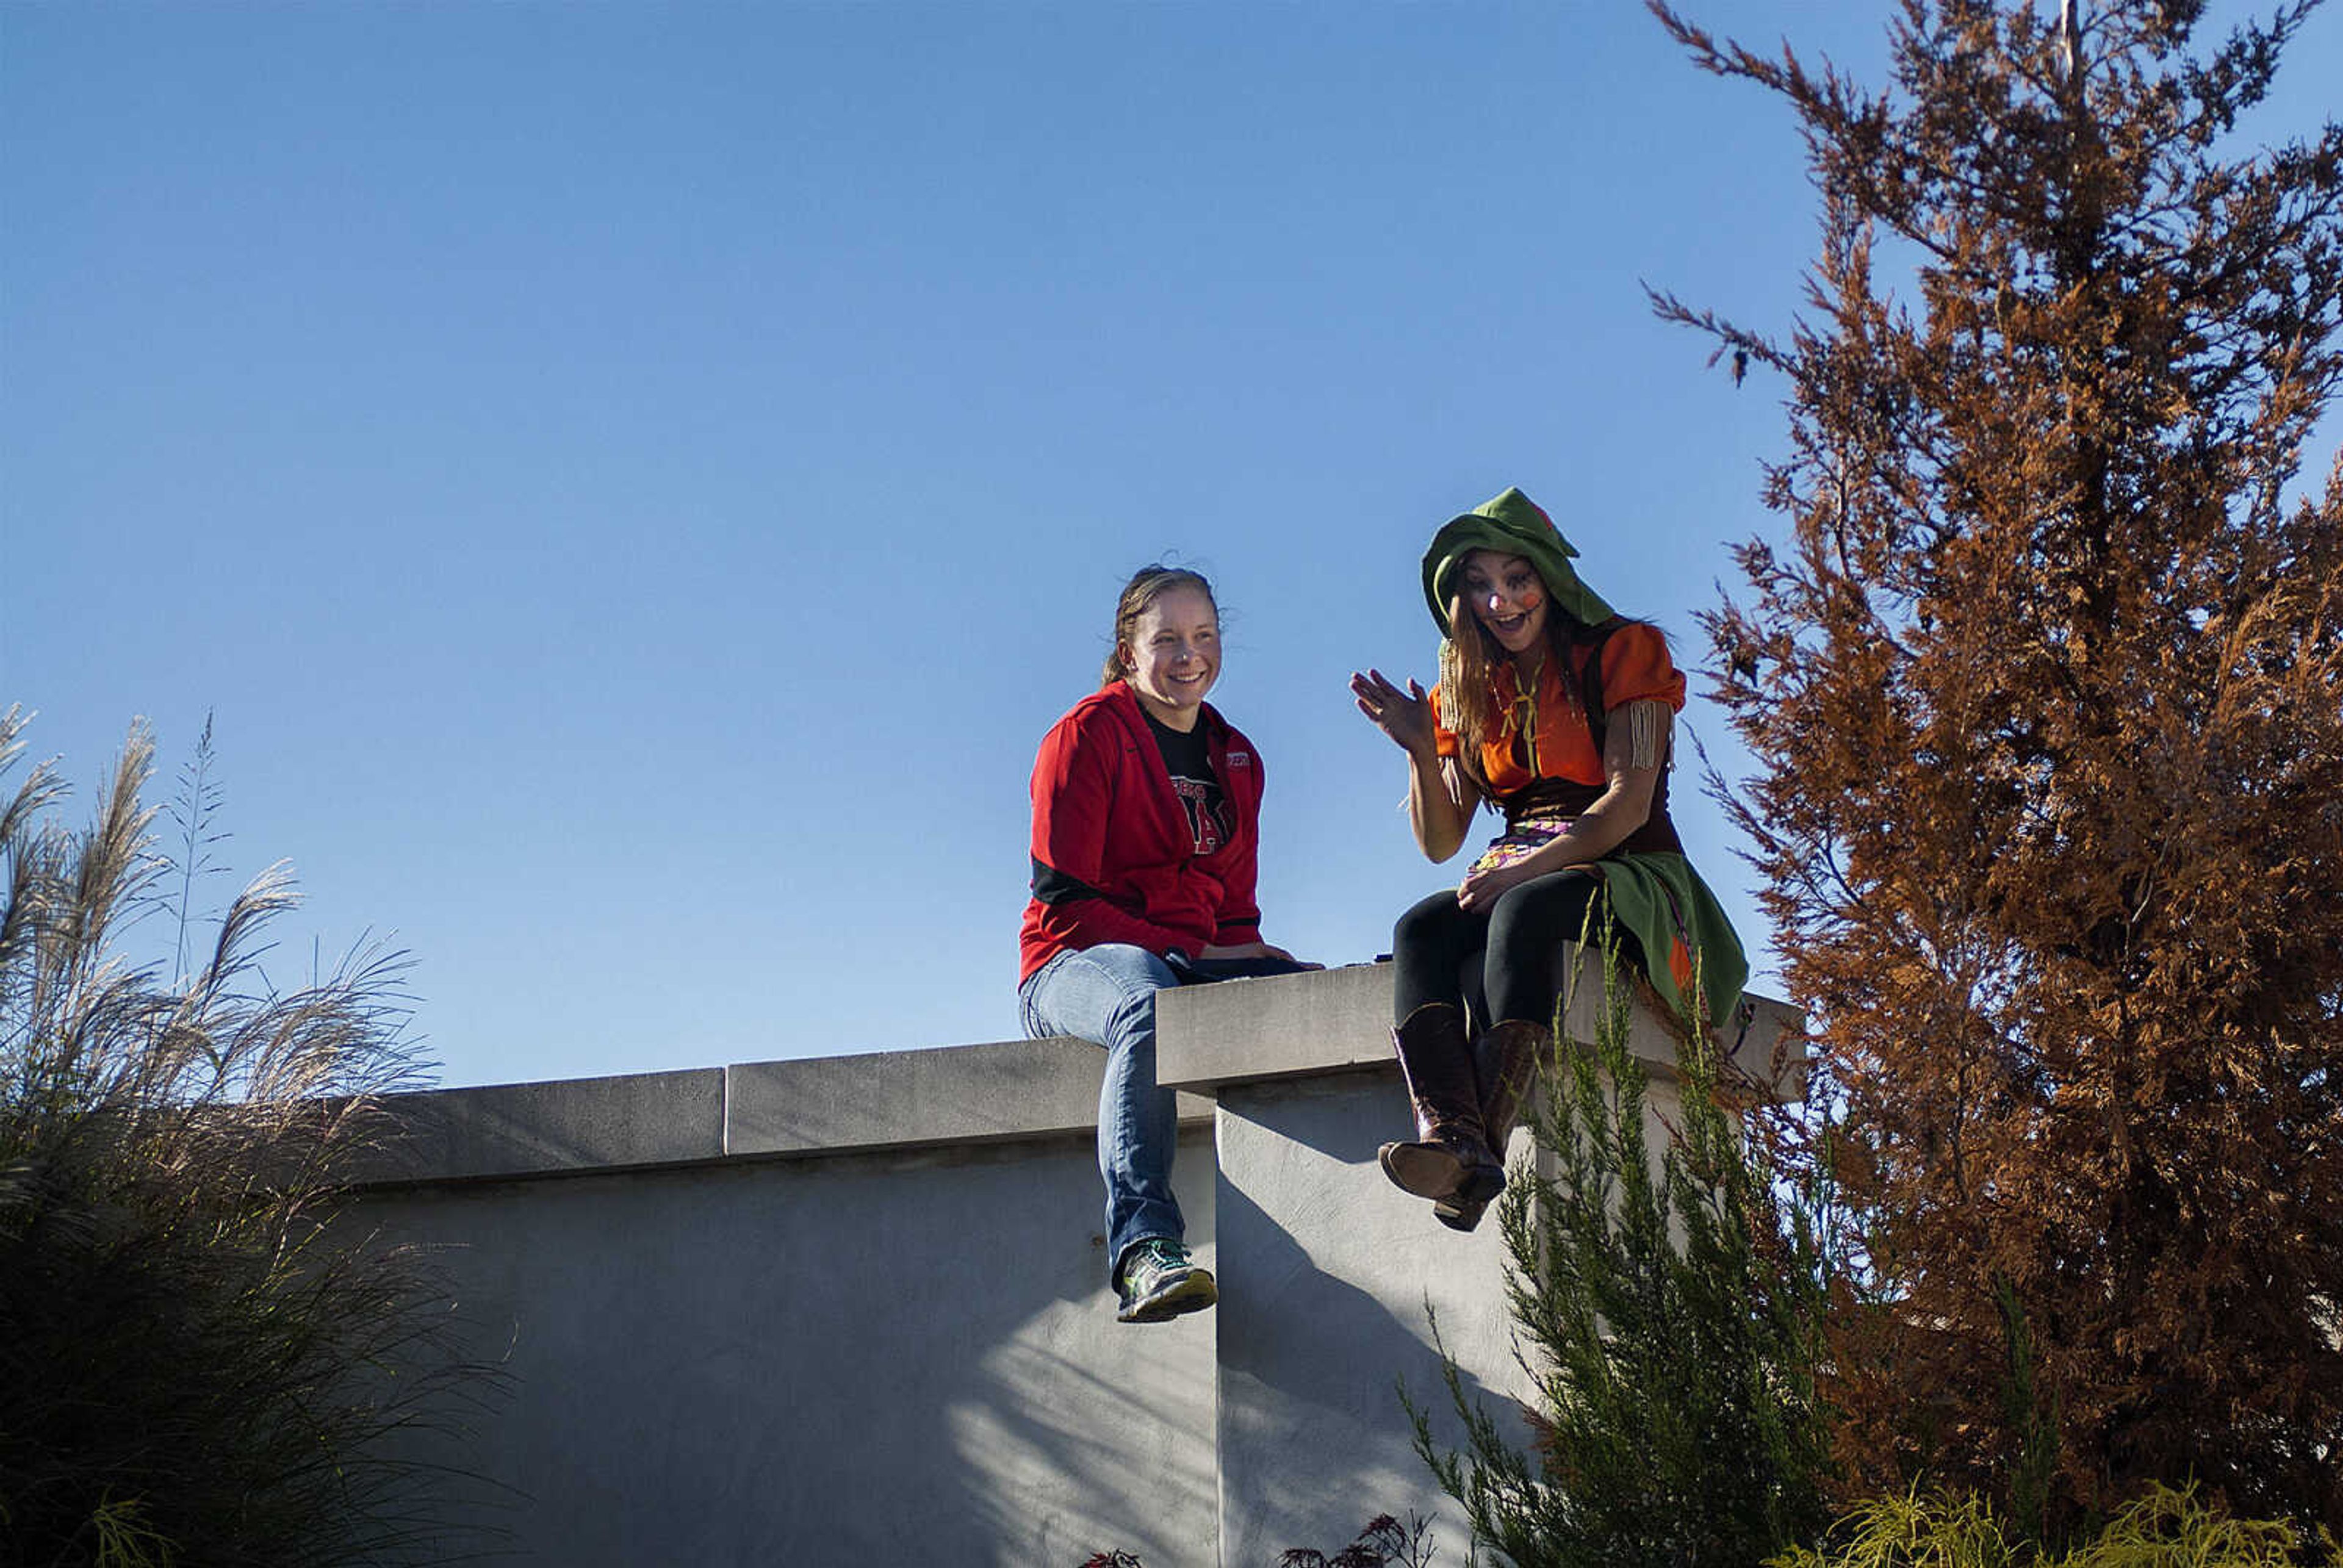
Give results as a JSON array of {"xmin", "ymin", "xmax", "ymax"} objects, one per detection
[{"xmin": 0, "ymin": 707, "xmax": 494, "ymax": 1567}]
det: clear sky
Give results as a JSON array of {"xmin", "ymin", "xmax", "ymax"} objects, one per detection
[{"xmin": 6, "ymin": 2, "xmax": 2338, "ymax": 1089}]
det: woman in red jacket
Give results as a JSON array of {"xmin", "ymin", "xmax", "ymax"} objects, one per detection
[{"xmin": 1020, "ymin": 565, "xmax": 1309, "ymax": 1323}]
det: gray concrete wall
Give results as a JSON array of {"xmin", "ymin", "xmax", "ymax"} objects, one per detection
[{"xmin": 355, "ymin": 960, "xmax": 1799, "ymax": 1568}]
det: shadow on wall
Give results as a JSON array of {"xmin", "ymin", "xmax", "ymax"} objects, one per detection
[
  {"xmin": 1211, "ymin": 1066, "xmax": 1533, "ymax": 1565},
  {"xmin": 359, "ymin": 1130, "xmax": 1220, "ymax": 1567},
  {"xmin": 951, "ymin": 1309, "xmax": 1219, "ymax": 1564},
  {"xmin": 941, "ymin": 1120, "xmax": 1223, "ymax": 1567}
]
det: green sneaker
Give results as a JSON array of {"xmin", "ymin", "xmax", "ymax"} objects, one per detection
[{"xmin": 1115, "ymin": 1239, "xmax": 1217, "ymax": 1323}]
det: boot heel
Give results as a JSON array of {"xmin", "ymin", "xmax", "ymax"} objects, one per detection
[
  {"xmin": 1380, "ymin": 1138, "xmax": 1467, "ymax": 1199},
  {"xmin": 1431, "ymin": 1021, "xmax": 1549, "ymax": 1232},
  {"xmin": 1384, "ymin": 1003, "xmax": 1497, "ymax": 1203},
  {"xmin": 1433, "ymin": 1195, "xmax": 1488, "ymax": 1232},
  {"xmin": 1451, "ymin": 1162, "xmax": 1505, "ymax": 1208}
]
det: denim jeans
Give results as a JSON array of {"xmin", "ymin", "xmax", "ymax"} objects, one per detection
[{"xmin": 1019, "ymin": 943, "xmax": 1185, "ymax": 1284}]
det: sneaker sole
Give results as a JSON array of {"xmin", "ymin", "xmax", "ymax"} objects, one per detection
[{"xmin": 1117, "ymin": 1267, "xmax": 1217, "ymax": 1323}]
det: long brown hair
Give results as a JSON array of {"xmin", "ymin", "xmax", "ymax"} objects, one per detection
[{"xmin": 1100, "ymin": 565, "xmax": 1217, "ymax": 689}]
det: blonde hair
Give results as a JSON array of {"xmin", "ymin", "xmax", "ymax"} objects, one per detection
[
  {"xmin": 1101, "ymin": 566, "xmax": 1217, "ymax": 689},
  {"xmin": 1436, "ymin": 593, "xmax": 1505, "ymax": 786}
]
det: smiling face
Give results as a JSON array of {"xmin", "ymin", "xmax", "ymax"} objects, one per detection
[
  {"xmin": 1122, "ymin": 584, "xmax": 1221, "ymax": 731},
  {"xmin": 1459, "ymin": 549, "xmax": 1549, "ymax": 658}
]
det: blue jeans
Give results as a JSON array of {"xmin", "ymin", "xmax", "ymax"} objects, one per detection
[{"xmin": 1019, "ymin": 944, "xmax": 1185, "ymax": 1284}]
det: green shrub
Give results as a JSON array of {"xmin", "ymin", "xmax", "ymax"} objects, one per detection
[
  {"xmin": 1409, "ymin": 938, "xmax": 1839, "ymax": 1567},
  {"xmin": 1770, "ymin": 1483, "xmax": 2337, "ymax": 1568}
]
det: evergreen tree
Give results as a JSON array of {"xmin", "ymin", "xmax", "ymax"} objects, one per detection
[
  {"xmin": 1411, "ymin": 945, "xmax": 1837, "ymax": 1568},
  {"xmin": 1652, "ymin": 0, "xmax": 2343, "ymax": 1528}
]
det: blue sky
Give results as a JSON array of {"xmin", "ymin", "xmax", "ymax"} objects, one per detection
[{"xmin": 6, "ymin": 2, "xmax": 2338, "ymax": 1089}]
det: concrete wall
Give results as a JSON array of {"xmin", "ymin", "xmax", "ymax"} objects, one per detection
[{"xmin": 354, "ymin": 960, "xmax": 1798, "ymax": 1568}]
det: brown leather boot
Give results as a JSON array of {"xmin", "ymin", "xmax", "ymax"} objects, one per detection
[
  {"xmin": 1434, "ymin": 1019, "xmax": 1550, "ymax": 1232},
  {"xmin": 1380, "ymin": 1002, "xmax": 1503, "ymax": 1203}
]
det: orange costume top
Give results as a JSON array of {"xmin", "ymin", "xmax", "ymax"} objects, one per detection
[{"xmin": 1428, "ymin": 622, "xmax": 1687, "ymax": 856}]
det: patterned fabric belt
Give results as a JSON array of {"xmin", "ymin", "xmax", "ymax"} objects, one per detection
[{"xmin": 1468, "ymin": 817, "xmax": 1576, "ymax": 877}]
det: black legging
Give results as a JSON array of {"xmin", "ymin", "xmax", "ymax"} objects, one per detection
[{"xmin": 1391, "ymin": 868, "xmax": 1647, "ymax": 1029}]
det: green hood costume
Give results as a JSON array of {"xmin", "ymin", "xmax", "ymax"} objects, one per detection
[
  {"xmin": 1422, "ymin": 486, "xmax": 1749, "ymax": 1036},
  {"xmin": 1422, "ymin": 486, "xmax": 1615, "ymax": 636}
]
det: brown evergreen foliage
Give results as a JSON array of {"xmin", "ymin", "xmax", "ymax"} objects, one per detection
[{"xmin": 1650, "ymin": 0, "xmax": 2343, "ymax": 1530}]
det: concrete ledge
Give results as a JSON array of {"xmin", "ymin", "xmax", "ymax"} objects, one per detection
[
  {"xmin": 353, "ymin": 966, "xmax": 1799, "ymax": 1189},
  {"xmin": 1157, "ymin": 965, "xmax": 1397, "ymax": 1091},
  {"xmin": 355, "ymin": 1035, "xmax": 1217, "ymax": 1187},
  {"xmin": 363, "ymin": 1067, "xmax": 726, "ymax": 1185},
  {"xmin": 726, "ymin": 1034, "xmax": 1212, "ymax": 1159},
  {"xmin": 1159, "ymin": 957, "xmax": 1802, "ymax": 1097}
]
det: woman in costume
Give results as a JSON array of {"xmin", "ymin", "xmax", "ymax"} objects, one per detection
[
  {"xmin": 1021, "ymin": 564, "xmax": 1311, "ymax": 1321},
  {"xmin": 1349, "ymin": 487, "xmax": 1746, "ymax": 1231}
]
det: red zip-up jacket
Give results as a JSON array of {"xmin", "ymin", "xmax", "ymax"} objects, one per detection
[{"xmin": 1019, "ymin": 682, "xmax": 1264, "ymax": 984}]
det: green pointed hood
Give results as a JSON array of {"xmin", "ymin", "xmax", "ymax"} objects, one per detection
[{"xmin": 1421, "ymin": 486, "xmax": 1614, "ymax": 637}]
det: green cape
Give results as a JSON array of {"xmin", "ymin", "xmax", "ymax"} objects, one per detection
[{"xmin": 1596, "ymin": 851, "xmax": 1749, "ymax": 1037}]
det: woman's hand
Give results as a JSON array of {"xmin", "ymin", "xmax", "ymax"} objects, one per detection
[
  {"xmin": 1456, "ymin": 858, "xmax": 1539, "ymax": 912},
  {"xmin": 1350, "ymin": 669, "xmax": 1438, "ymax": 758},
  {"xmin": 1201, "ymin": 940, "xmax": 1323, "ymax": 970},
  {"xmin": 1356, "ymin": 667, "xmax": 1478, "ymax": 863}
]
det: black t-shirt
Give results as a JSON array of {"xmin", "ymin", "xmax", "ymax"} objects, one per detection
[{"xmin": 1144, "ymin": 711, "xmax": 1232, "ymax": 855}]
